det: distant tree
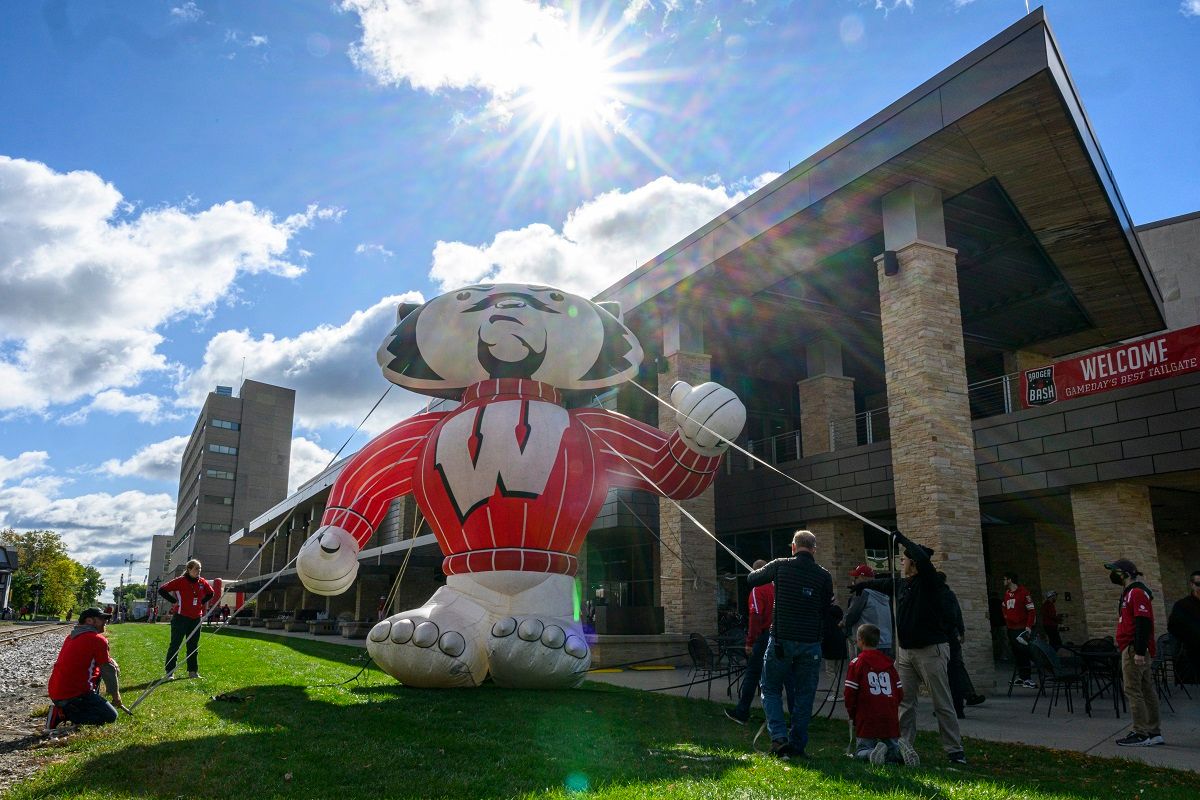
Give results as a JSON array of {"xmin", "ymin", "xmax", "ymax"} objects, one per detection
[
  {"xmin": 1, "ymin": 528, "xmax": 86, "ymax": 618},
  {"xmin": 79, "ymin": 565, "xmax": 106, "ymax": 607}
]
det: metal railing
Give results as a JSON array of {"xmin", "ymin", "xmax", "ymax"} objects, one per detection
[{"xmin": 727, "ymin": 373, "xmax": 1019, "ymax": 473}]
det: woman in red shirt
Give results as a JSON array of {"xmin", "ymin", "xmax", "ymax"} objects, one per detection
[{"xmin": 157, "ymin": 559, "xmax": 214, "ymax": 679}]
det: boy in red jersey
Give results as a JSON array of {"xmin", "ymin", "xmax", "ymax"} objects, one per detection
[
  {"xmin": 844, "ymin": 623, "xmax": 918, "ymax": 766},
  {"xmin": 47, "ymin": 608, "xmax": 122, "ymax": 728}
]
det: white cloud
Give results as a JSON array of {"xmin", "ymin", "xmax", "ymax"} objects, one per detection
[
  {"xmin": 355, "ymin": 242, "xmax": 395, "ymax": 258},
  {"xmin": 98, "ymin": 435, "xmax": 190, "ymax": 483},
  {"xmin": 60, "ymin": 390, "xmax": 182, "ymax": 425},
  {"xmin": 0, "ymin": 451, "xmax": 49, "ymax": 484},
  {"xmin": 179, "ymin": 293, "xmax": 429, "ymax": 432},
  {"xmin": 0, "ymin": 156, "xmax": 331, "ymax": 416},
  {"xmin": 344, "ymin": 0, "xmax": 600, "ymax": 103},
  {"xmin": 428, "ymin": 174, "xmax": 764, "ymax": 297},
  {"xmin": 0, "ymin": 452, "xmax": 175, "ymax": 600},
  {"xmin": 289, "ymin": 436, "xmax": 336, "ymax": 493},
  {"xmin": 170, "ymin": 2, "xmax": 203, "ymax": 22},
  {"xmin": 248, "ymin": 34, "xmax": 269, "ymax": 47},
  {"xmin": 1183, "ymin": 0, "xmax": 1200, "ymax": 16}
]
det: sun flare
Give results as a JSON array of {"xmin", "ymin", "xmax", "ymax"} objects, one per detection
[{"xmin": 523, "ymin": 38, "xmax": 619, "ymax": 131}]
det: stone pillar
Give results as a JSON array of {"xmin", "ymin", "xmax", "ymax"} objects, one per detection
[
  {"xmin": 1071, "ymin": 482, "xmax": 1162, "ymax": 641},
  {"xmin": 657, "ymin": 349, "xmax": 718, "ymax": 636},
  {"xmin": 877, "ymin": 182, "xmax": 991, "ymax": 683},
  {"xmin": 797, "ymin": 338, "xmax": 856, "ymax": 455},
  {"xmin": 807, "ymin": 517, "xmax": 863, "ymax": 605}
]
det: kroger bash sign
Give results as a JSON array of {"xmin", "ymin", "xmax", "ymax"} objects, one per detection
[{"xmin": 1021, "ymin": 325, "xmax": 1200, "ymax": 408}]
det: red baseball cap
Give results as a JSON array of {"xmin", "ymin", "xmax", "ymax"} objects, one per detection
[{"xmin": 849, "ymin": 564, "xmax": 875, "ymax": 579}]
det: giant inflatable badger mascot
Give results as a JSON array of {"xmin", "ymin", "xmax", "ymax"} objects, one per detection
[{"xmin": 296, "ymin": 284, "xmax": 746, "ymax": 688}]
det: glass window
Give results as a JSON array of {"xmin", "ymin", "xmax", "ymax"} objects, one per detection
[
  {"xmin": 203, "ymin": 495, "xmax": 233, "ymax": 505},
  {"xmin": 207, "ymin": 444, "xmax": 238, "ymax": 455},
  {"xmin": 210, "ymin": 418, "xmax": 240, "ymax": 430},
  {"xmin": 198, "ymin": 522, "xmax": 231, "ymax": 532},
  {"xmin": 205, "ymin": 469, "xmax": 235, "ymax": 480}
]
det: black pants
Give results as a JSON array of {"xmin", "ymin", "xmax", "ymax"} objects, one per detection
[
  {"xmin": 947, "ymin": 636, "xmax": 976, "ymax": 714},
  {"xmin": 166, "ymin": 614, "xmax": 202, "ymax": 674},
  {"xmin": 1044, "ymin": 626, "xmax": 1062, "ymax": 651},
  {"xmin": 1007, "ymin": 628, "xmax": 1031, "ymax": 680},
  {"xmin": 59, "ymin": 691, "xmax": 118, "ymax": 726}
]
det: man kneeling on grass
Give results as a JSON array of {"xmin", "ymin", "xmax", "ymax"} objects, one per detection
[
  {"xmin": 844, "ymin": 623, "xmax": 918, "ymax": 766},
  {"xmin": 46, "ymin": 607, "xmax": 122, "ymax": 729}
]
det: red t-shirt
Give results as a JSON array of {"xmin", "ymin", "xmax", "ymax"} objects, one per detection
[
  {"xmin": 48, "ymin": 628, "xmax": 113, "ymax": 701},
  {"xmin": 745, "ymin": 583, "xmax": 775, "ymax": 646},
  {"xmin": 1116, "ymin": 585, "xmax": 1156, "ymax": 657},
  {"xmin": 843, "ymin": 648, "xmax": 903, "ymax": 739},
  {"xmin": 161, "ymin": 575, "xmax": 215, "ymax": 620},
  {"xmin": 1041, "ymin": 600, "xmax": 1059, "ymax": 630},
  {"xmin": 1002, "ymin": 586, "xmax": 1036, "ymax": 630}
]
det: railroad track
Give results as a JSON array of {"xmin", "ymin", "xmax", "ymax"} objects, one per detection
[{"xmin": 0, "ymin": 623, "xmax": 69, "ymax": 646}]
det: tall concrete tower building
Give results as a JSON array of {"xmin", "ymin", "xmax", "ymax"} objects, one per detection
[{"xmin": 169, "ymin": 380, "xmax": 295, "ymax": 580}]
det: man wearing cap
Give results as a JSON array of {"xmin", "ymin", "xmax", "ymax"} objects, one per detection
[
  {"xmin": 844, "ymin": 564, "xmax": 893, "ymax": 659},
  {"xmin": 1107, "ymin": 558, "xmax": 1163, "ymax": 746},
  {"xmin": 46, "ymin": 608, "xmax": 122, "ymax": 728},
  {"xmin": 1001, "ymin": 571, "xmax": 1037, "ymax": 689},
  {"xmin": 852, "ymin": 531, "xmax": 965, "ymax": 765},
  {"xmin": 1041, "ymin": 590, "xmax": 1063, "ymax": 650}
]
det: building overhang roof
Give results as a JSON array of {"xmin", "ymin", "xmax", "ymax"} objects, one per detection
[{"xmin": 595, "ymin": 8, "xmax": 1164, "ymax": 358}]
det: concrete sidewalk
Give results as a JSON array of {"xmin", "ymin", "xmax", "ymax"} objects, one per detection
[
  {"xmin": 219, "ymin": 624, "xmax": 1198, "ymax": 772},
  {"xmin": 586, "ymin": 662, "xmax": 1200, "ymax": 772}
]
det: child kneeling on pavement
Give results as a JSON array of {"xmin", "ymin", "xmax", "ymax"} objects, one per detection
[{"xmin": 844, "ymin": 623, "xmax": 919, "ymax": 766}]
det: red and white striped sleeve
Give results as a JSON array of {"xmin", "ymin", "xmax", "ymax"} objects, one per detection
[
  {"xmin": 321, "ymin": 412, "xmax": 444, "ymax": 547},
  {"xmin": 574, "ymin": 409, "xmax": 722, "ymax": 500}
]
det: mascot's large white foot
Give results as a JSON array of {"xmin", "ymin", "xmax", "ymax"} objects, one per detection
[
  {"xmin": 488, "ymin": 615, "xmax": 590, "ymax": 688},
  {"xmin": 367, "ymin": 587, "xmax": 490, "ymax": 688}
]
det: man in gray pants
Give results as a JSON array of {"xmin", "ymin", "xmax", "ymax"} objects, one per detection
[{"xmin": 852, "ymin": 532, "xmax": 964, "ymax": 765}]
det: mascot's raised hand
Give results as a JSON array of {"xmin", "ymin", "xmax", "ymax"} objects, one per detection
[
  {"xmin": 670, "ymin": 381, "xmax": 746, "ymax": 457},
  {"xmin": 295, "ymin": 283, "xmax": 746, "ymax": 689},
  {"xmin": 296, "ymin": 524, "xmax": 359, "ymax": 596}
]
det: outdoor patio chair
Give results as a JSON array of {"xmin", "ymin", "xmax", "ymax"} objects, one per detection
[
  {"xmin": 1152, "ymin": 633, "xmax": 1190, "ymax": 708},
  {"xmin": 1029, "ymin": 639, "xmax": 1083, "ymax": 717},
  {"xmin": 686, "ymin": 633, "xmax": 720, "ymax": 700}
]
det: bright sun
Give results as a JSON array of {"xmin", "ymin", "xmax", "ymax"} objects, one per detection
[{"xmin": 523, "ymin": 38, "xmax": 618, "ymax": 131}]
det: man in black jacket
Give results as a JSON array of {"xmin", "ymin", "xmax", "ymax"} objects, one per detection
[
  {"xmin": 746, "ymin": 530, "xmax": 833, "ymax": 759},
  {"xmin": 854, "ymin": 532, "xmax": 965, "ymax": 765}
]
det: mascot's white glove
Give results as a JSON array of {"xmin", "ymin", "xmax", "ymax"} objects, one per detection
[
  {"xmin": 296, "ymin": 525, "xmax": 360, "ymax": 596},
  {"xmin": 670, "ymin": 381, "xmax": 746, "ymax": 457}
]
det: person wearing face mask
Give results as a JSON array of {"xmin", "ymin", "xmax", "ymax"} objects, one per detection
[
  {"xmin": 1000, "ymin": 572, "xmax": 1036, "ymax": 689},
  {"xmin": 1106, "ymin": 558, "xmax": 1164, "ymax": 747}
]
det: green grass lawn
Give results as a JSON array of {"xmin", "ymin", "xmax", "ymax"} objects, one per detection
[{"xmin": 10, "ymin": 624, "xmax": 1193, "ymax": 800}]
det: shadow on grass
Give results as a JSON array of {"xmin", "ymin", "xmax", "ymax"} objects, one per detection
[{"xmin": 14, "ymin": 679, "xmax": 1194, "ymax": 800}]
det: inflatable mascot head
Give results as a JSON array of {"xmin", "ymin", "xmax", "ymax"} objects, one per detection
[{"xmin": 377, "ymin": 283, "xmax": 643, "ymax": 398}]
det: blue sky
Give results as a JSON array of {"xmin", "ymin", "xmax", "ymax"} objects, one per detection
[{"xmin": 1, "ymin": 0, "xmax": 1197, "ymax": 601}]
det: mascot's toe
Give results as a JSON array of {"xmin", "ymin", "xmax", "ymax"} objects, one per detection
[
  {"xmin": 366, "ymin": 588, "xmax": 489, "ymax": 688},
  {"xmin": 488, "ymin": 615, "xmax": 591, "ymax": 689}
]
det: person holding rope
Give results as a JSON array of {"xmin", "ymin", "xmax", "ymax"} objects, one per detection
[
  {"xmin": 725, "ymin": 559, "xmax": 795, "ymax": 726},
  {"xmin": 746, "ymin": 530, "xmax": 833, "ymax": 760},
  {"xmin": 47, "ymin": 607, "xmax": 122, "ymax": 728},
  {"xmin": 852, "ymin": 532, "xmax": 965, "ymax": 765},
  {"xmin": 158, "ymin": 559, "xmax": 214, "ymax": 679}
]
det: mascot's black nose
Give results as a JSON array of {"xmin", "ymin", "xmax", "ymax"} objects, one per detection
[{"xmin": 319, "ymin": 533, "xmax": 340, "ymax": 554}]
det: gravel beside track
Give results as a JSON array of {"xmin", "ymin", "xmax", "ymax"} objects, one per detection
[{"xmin": 0, "ymin": 625, "xmax": 71, "ymax": 794}]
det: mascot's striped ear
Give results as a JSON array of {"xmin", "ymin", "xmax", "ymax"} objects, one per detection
[
  {"xmin": 597, "ymin": 301, "xmax": 623, "ymax": 322},
  {"xmin": 378, "ymin": 301, "xmax": 443, "ymax": 383},
  {"xmin": 578, "ymin": 299, "xmax": 640, "ymax": 384}
]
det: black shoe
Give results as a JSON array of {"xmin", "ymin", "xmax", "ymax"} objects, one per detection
[
  {"xmin": 947, "ymin": 751, "xmax": 967, "ymax": 765},
  {"xmin": 1116, "ymin": 732, "xmax": 1151, "ymax": 747},
  {"xmin": 956, "ymin": 710, "xmax": 966, "ymax": 719},
  {"xmin": 770, "ymin": 739, "xmax": 794, "ymax": 759},
  {"xmin": 966, "ymin": 694, "xmax": 986, "ymax": 706},
  {"xmin": 724, "ymin": 708, "xmax": 748, "ymax": 725}
]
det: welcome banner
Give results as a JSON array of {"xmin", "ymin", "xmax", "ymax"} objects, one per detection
[{"xmin": 1020, "ymin": 324, "xmax": 1200, "ymax": 409}]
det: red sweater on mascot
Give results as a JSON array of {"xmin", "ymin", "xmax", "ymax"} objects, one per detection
[{"xmin": 296, "ymin": 284, "xmax": 746, "ymax": 688}]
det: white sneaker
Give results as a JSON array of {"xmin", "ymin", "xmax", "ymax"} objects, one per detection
[
  {"xmin": 898, "ymin": 738, "xmax": 920, "ymax": 767},
  {"xmin": 1145, "ymin": 734, "xmax": 1165, "ymax": 746},
  {"xmin": 869, "ymin": 742, "xmax": 888, "ymax": 765},
  {"xmin": 164, "ymin": 672, "xmax": 175, "ymax": 681}
]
